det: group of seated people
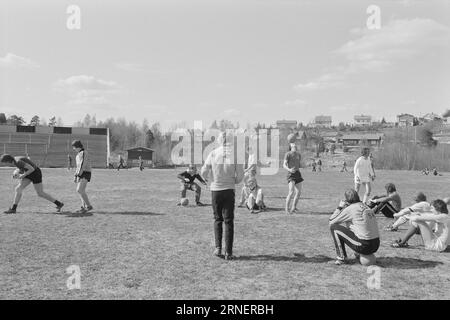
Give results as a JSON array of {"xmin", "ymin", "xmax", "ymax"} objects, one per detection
[
  {"xmin": 330, "ymin": 183, "xmax": 450, "ymax": 265},
  {"xmin": 422, "ymin": 167, "xmax": 439, "ymax": 176}
]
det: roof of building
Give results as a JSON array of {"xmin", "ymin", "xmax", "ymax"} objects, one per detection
[
  {"xmin": 354, "ymin": 115, "xmax": 372, "ymax": 120},
  {"xmin": 341, "ymin": 133, "xmax": 383, "ymax": 140},
  {"xmin": 126, "ymin": 147, "xmax": 155, "ymax": 152},
  {"xmin": 314, "ymin": 115, "xmax": 332, "ymax": 122}
]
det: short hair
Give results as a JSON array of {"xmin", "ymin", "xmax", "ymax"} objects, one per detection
[
  {"xmin": 414, "ymin": 192, "xmax": 427, "ymax": 202},
  {"xmin": 385, "ymin": 183, "xmax": 396, "ymax": 193},
  {"xmin": 344, "ymin": 189, "xmax": 361, "ymax": 204},
  {"xmin": 217, "ymin": 131, "xmax": 234, "ymax": 146},
  {"xmin": 71, "ymin": 140, "xmax": 84, "ymax": 149},
  {"xmin": 188, "ymin": 164, "xmax": 196, "ymax": 170},
  {"xmin": 0, "ymin": 154, "xmax": 15, "ymax": 163},
  {"xmin": 432, "ymin": 199, "xmax": 448, "ymax": 214},
  {"xmin": 361, "ymin": 147, "xmax": 370, "ymax": 156}
]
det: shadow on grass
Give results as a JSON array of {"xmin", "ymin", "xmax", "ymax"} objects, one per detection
[
  {"xmin": 64, "ymin": 212, "xmax": 94, "ymax": 218},
  {"xmin": 93, "ymin": 211, "xmax": 165, "ymax": 216},
  {"xmin": 237, "ymin": 253, "xmax": 333, "ymax": 263},
  {"xmin": 376, "ymin": 257, "xmax": 444, "ymax": 269}
]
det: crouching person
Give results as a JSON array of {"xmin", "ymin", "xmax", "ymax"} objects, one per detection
[
  {"xmin": 177, "ymin": 165, "xmax": 207, "ymax": 206},
  {"xmin": 329, "ymin": 189, "xmax": 380, "ymax": 265}
]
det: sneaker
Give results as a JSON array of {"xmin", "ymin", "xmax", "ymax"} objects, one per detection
[
  {"xmin": 334, "ymin": 258, "xmax": 349, "ymax": 265},
  {"xmin": 56, "ymin": 202, "xmax": 64, "ymax": 213},
  {"xmin": 85, "ymin": 205, "xmax": 93, "ymax": 212},
  {"xmin": 291, "ymin": 208, "xmax": 299, "ymax": 214},
  {"xmin": 4, "ymin": 208, "xmax": 16, "ymax": 214},
  {"xmin": 176, "ymin": 202, "xmax": 182, "ymax": 206},
  {"xmin": 196, "ymin": 202, "xmax": 205, "ymax": 207},
  {"xmin": 354, "ymin": 253, "xmax": 361, "ymax": 262},
  {"xmin": 391, "ymin": 238, "xmax": 409, "ymax": 248},
  {"xmin": 224, "ymin": 254, "xmax": 234, "ymax": 261},
  {"xmin": 384, "ymin": 224, "xmax": 398, "ymax": 232},
  {"xmin": 213, "ymin": 248, "xmax": 223, "ymax": 258},
  {"xmin": 76, "ymin": 207, "xmax": 87, "ymax": 214}
]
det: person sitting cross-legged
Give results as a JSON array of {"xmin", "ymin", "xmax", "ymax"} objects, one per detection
[
  {"xmin": 329, "ymin": 189, "xmax": 380, "ymax": 265},
  {"xmin": 177, "ymin": 165, "xmax": 207, "ymax": 206},
  {"xmin": 391, "ymin": 199, "xmax": 449, "ymax": 251}
]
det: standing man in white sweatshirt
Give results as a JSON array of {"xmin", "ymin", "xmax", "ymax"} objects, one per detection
[
  {"xmin": 354, "ymin": 147, "xmax": 375, "ymax": 204},
  {"xmin": 201, "ymin": 131, "xmax": 245, "ymax": 260}
]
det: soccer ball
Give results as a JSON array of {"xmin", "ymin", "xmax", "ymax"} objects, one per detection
[
  {"xmin": 359, "ymin": 254, "xmax": 376, "ymax": 266},
  {"xmin": 444, "ymin": 197, "xmax": 450, "ymax": 205},
  {"xmin": 12, "ymin": 169, "xmax": 22, "ymax": 179},
  {"xmin": 180, "ymin": 198, "xmax": 189, "ymax": 206},
  {"xmin": 287, "ymin": 133, "xmax": 297, "ymax": 144}
]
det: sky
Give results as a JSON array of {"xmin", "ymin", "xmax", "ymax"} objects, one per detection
[{"xmin": 1, "ymin": 0, "xmax": 449, "ymax": 130}]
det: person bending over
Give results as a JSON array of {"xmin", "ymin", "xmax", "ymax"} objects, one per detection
[
  {"xmin": 177, "ymin": 165, "xmax": 207, "ymax": 206},
  {"xmin": 0, "ymin": 154, "xmax": 64, "ymax": 214}
]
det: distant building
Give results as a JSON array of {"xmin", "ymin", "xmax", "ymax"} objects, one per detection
[
  {"xmin": 311, "ymin": 115, "xmax": 332, "ymax": 128},
  {"xmin": 397, "ymin": 113, "xmax": 415, "ymax": 127},
  {"xmin": 275, "ymin": 120, "xmax": 297, "ymax": 129},
  {"xmin": 420, "ymin": 113, "xmax": 445, "ymax": 123},
  {"xmin": 341, "ymin": 133, "xmax": 383, "ymax": 148},
  {"xmin": 354, "ymin": 115, "xmax": 372, "ymax": 126}
]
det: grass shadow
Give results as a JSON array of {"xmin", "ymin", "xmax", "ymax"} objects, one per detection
[
  {"xmin": 237, "ymin": 253, "xmax": 334, "ymax": 263},
  {"xmin": 376, "ymin": 257, "xmax": 444, "ymax": 269},
  {"xmin": 64, "ymin": 212, "xmax": 94, "ymax": 218},
  {"xmin": 94, "ymin": 211, "xmax": 165, "ymax": 216}
]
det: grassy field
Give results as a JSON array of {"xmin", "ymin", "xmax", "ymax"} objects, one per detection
[{"xmin": 0, "ymin": 167, "xmax": 449, "ymax": 300}]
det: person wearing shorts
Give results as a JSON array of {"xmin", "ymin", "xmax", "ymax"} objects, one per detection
[
  {"xmin": 0, "ymin": 154, "xmax": 64, "ymax": 214},
  {"xmin": 72, "ymin": 140, "xmax": 93, "ymax": 214},
  {"xmin": 283, "ymin": 143, "xmax": 303, "ymax": 214},
  {"xmin": 354, "ymin": 147, "xmax": 375, "ymax": 204}
]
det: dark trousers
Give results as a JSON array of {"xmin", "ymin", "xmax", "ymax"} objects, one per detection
[
  {"xmin": 212, "ymin": 189, "xmax": 235, "ymax": 255},
  {"xmin": 330, "ymin": 224, "xmax": 380, "ymax": 259},
  {"xmin": 374, "ymin": 202, "xmax": 398, "ymax": 218}
]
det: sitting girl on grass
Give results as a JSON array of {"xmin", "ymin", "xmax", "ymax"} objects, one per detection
[{"xmin": 392, "ymin": 199, "xmax": 449, "ymax": 252}]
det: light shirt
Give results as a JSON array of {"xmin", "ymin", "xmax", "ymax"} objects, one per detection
[
  {"xmin": 329, "ymin": 203, "xmax": 380, "ymax": 240},
  {"xmin": 201, "ymin": 145, "xmax": 245, "ymax": 191},
  {"xmin": 354, "ymin": 156, "xmax": 374, "ymax": 183},
  {"xmin": 75, "ymin": 150, "xmax": 92, "ymax": 176}
]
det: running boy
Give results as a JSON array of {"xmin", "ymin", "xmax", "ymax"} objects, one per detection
[
  {"xmin": 72, "ymin": 140, "xmax": 93, "ymax": 214},
  {"xmin": 177, "ymin": 165, "xmax": 207, "ymax": 206},
  {"xmin": 0, "ymin": 154, "xmax": 64, "ymax": 214},
  {"xmin": 283, "ymin": 143, "xmax": 303, "ymax": 214},
  {"xmin": 354, "ymin": 147, "xmax": 375, "ymax": 203}
]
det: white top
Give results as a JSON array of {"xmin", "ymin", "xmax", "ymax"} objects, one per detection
[
  {"xmin": 201, "ymin": 145, "xmax": 245, "ymax": 191},
  {"xmin": 427, "ymin": 214, "xmax": 449, "ymax": 252},
  {"xmin": 353, "ymin": 156, "xmax": 374, "ymax": 183}
]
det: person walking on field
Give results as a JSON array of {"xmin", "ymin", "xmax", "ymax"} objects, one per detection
[
  {"xmin": 72, "ymin": 140, "xmax": 94, "ymax": 214},
  {"xmin": 201, "ymin": 131, "xmax": 245, "ymax": 261},
  {"xmin": 283, "ymin": 142, "xmax": 304, "ymax": 214},
  {"xmin": 354, "ymin": 147, "xmax": 375, "ymax": 204},
  {"xmin": 117, "ymin": 154, "xmax": 126, "ymax": 170}
]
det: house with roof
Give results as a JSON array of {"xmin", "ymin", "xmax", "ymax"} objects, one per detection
[
  {"xmin": 354, "ymin": 115, "xmax": 372, "ymax": 126},
  {"xmin": 397, "ymin": 113, "xmax": 415, "ymax": 127},
  {"xmin": 310, "ymin": 115, "xmax": 332, "ymax": 128},
  {"xmin": 340, "ymin": 133, "xmax": 384, "ymax": 148}
]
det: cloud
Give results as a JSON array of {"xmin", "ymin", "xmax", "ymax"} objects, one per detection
[
  {"xmin": 0, "ymin": 53, "xmax": 40, "ymax": 69},
  {"xmin": 53, "ymin": 75, "xmax": 123, "ymax": 106},
  {"xmin": 295, "ymin": 18, "xmax": 450, "ymax": 92}
]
